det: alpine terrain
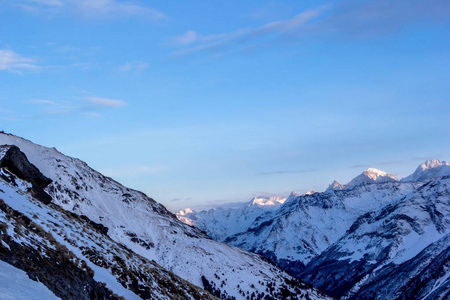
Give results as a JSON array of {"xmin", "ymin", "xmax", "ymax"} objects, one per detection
[
  {"xmin": 0, "ymin": 132, "xmax": 328, "ymax": 300},
  {"xmin": 179, "ymin": 161, "xmax": 450, "ymax": 299}
]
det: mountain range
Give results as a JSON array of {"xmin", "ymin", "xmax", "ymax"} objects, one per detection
[
  {"xmin": 2, "ymin": 130, "xmax": 449, "ymax": 299},
  {"xmin": 178, "ymin": 160, "xmax": 450, "ymax": 299},
  {"xmin": 0, "ymin": 132, "xmax": 327, "ymax": 300}
]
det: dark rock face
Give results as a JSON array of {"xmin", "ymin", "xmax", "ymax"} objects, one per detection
[
  {"xmin": 79, "ymin": 214, "xmax": 109, "ymax": 235},
  {"xmin": 0, "ymin": 145, "xmax": 52, "ymax": 187},
  {"xmin": 0, "ymin": 145, "xmax": 52, "ymax": 204}
]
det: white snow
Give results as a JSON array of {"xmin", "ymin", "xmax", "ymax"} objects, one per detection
[
  {"xmin": 402, "ymin": 159, "xmax": 450, "ymax": 182},
  {"xmin": 0, "ymin": 177, "xmax": 141, "ymax": 300},
  {"xmin": 0, "ymin": 260, "xmax": 60, "ymax": 300},
  {"xmin": 345, "ymin": 168, "xmax": 398, "ymax": 190},
  {"xmin": 0, "ymin": 132, "xmax": 328, "ymax": 300},
  {"xmin": 177, "ymin": 196, "xmax": 286, "ymax": 241},
  {"xmin": 1, "ymin": 240, "xmax": 11, "ymax": 251}
]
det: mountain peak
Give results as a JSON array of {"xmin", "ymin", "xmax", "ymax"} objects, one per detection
[
  {"xmin": 364, "ymin": 167, "xmax": 393, "ymax": 177},
  {"xmin": 402, "ymin": 159, "xmax": 450, "ymax": 182},
  {"xmin": 250, "ymin": 196, "xmax": 286, "ymax": 207},
  {"xmin": 326, "ymin": 180, "xmax": 344, "ymax": 191},
  {"xmin": 420, "ymin": 159, "xmax": 449, "ymax": 170},
  {"xmin": 345, "ymin": 168, "xmax": 398, "ymax": 189}
]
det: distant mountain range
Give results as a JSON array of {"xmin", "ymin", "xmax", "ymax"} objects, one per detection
[
  {"xmin": 0, "ymin": 132, "xmax": 328, "ymax": 300},
  {"xmin": 178, "ymin": 160, "xmax": 450, "ymax": 299}
]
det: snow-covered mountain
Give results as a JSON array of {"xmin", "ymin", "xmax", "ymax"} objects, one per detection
[
  {"xmin": 224, "ymin": 182, "xmax": 418, "ymax": 275},
  {"xmin": 177, "ymin": 196, "xmax": 286, "ymax": 241},
  {"xmin": 326, "ymin": 168, "xmax": 398, "ymax": 191},
  {"xmin": 0, "ymin": 144, "xmax": 213, "ymax": 299},
  {"xmin": 344, "ymin": 168, "xmax": 398, "ymax": 189},
  {"xmin": 302, "ymin": 175, "xmax": 450, "ymax": 299},
  {"xmin": 402, "ymin": 159, "xmax": 450, "ymax": 182},
  {"xmin": 0, "ymin": 132, "xmax": 327, "ymax": 300},
  {"xmin": 178, "ymin": 162, "xmax": 450, "ymax": 299}
]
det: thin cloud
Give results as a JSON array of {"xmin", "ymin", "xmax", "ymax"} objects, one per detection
[
  {"xmin": 171, "ymin": 197, "xmax": 191, "ymax": 202},
  {"xmin": 168, "ymin": 5, "xmax": 330, "ymax": 57},
  {"xmin": 100, "ymin": 165, "xmax": 166, "ymax": 178},
  {"xmin": 73, "ymin": 0, "xmax": 165, "ymax": 20},
  {"xmin": 317, "ymin": 0, "xmax": 450, "ymax": 39},
  {"xmin": 348, "ymin": 157, "xmax": 432, "ymax": 170},
  {"xmin": 0, "ymin": 49, "xmax": 39, "ymax": 73},
  {"xmin": 16, "ymin": 0, "xmax": 166, "ymax": 20},
  {"xmin": 0, "ymin": 109, "xmax": 24, "ymax": 122},
  {"xmin": 29, "ymin": 0, "xmax": 63, "ymax": 6},
  {"xmin": 29, "ymin": 99, "xmax": 59, "ymax": 105},
  {"xmin": 170, "ymin": 30, "xmax": 201, "ymax": 46},
  {"xmin": 87, "ymin": 96, "xmax": 128, "ymax": 108},
  {"xmin": 27, "ymin": 96, "xmax": 128, "ymax": 118},
  {"xmin": 119, "ymin": 61, "xmax": 149, "ymax": 72},
  {"xmin": 169, "ymin": 0, "xmax": 450, "ymax": 57},
  {"xmin": 259, "ymin": 169, "xmax": 317, "ymax": 176}
]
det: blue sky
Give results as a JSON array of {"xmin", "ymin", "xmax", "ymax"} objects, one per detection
[{"xmin": 1, "ymin": 0, "xmax": 450, "ymax": 211}]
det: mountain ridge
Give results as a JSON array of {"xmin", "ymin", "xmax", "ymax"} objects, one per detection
[
  {"xmin": 178, "ymin": 159, "xmax": 450, "ymax": 299},
  {"xmin": 0, "ymin": 132, "xmax": 328, "ymax": 300}
]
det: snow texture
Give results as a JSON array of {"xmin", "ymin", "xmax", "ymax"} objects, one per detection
[
  {"xmin": 0, "ymin": 132, "xmax": 327, "ymax": 300},
  {"xmin": 0, "ymin": 260, "xmax": 60, "ymax": 300}
]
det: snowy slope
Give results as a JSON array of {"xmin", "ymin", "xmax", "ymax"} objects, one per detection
[
  {"xmin": 301, "ymin": 175, "xmax": 450, "ymax": 299},
  {"xmin": 223, "ymin": 182, "xmax": 417, "ymax": 275},
  {"xmin": 0, "ymin": 260, "xmax": 60, "ymax": 300},
  {"xmin": 0, "ymin": 146, "xmax": 215, "ymax": 299},
  {"xmin": 402, "ymin": 159, "xmax": 450, "ymax": 182},
  {"xmin": 344, "ymin": 168, "xmax": 398, "ymax": 190},
  {"xmin": 177, "ymin": 160, "xmax": 450, "ymax": 299},
  {"xmin": 0, "ymin": 132, "xmax": 328, "ymax": 300},
  {"xmin": 177, "ymin": 196, "xmax": 285, "ymax": 241}
]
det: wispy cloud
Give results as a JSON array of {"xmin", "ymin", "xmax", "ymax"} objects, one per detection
[
  {"xmin": 171, "ymin": 197, "xmax": 191, "ymax": 202},
  {"xmin": 29, "ymin": 99, "xmax": 59, "ymax": 105},
  {"xmin": 168, "ymin": 5, "xmax": 329, "ymax": 56},
  {"xmin": 119, "ymin": 61, "xmax": 149, "ymax": 72},
  {"xmin": 0, "ymin": 108, "xmax": 25, "ymax": 122},
  {"xmin": 16, "ymin": 0, "xmax": 166, "ymax": 20},
  {"xmin": 348, "ymin": 157, "xmax": 432, "ymax": 170},
  {"xmin": 86, "ymin": 96, "xmax": 128, "ymax": 108},
  {"xmin": 318, "ymin": 0, "xmax": 450, "ymax": 38},
  {"xmin": 29, "ymin": 0, "xmax": 63, "ymax": 6},
  {"xmin": 170, "ymin": 30, "xmax": 201, "ymax": 46},
  {"xmin": 169, "ymin": 0, "xmax": 450, "ymax": 57},
  {"xmin": 0, "ymin": 49, "xmax": 39, "ymax": 73},
  {"xmin": 27, "ymin": 96, "xmax": 128, "ymax": 118},
  {"xmin": 258, "ymin": 169, "xmax": 317, "ymax": 176},
  {"xmin": 28, "ymin": 99, "xmax": 75, "ymax": 115},
  {"xmin": 100, "ymin": 165, "xmax": 166, "ymax": 178},
  {"xmin": 73, "ymin": 0, "xmax": 165, "ymax": 20}
]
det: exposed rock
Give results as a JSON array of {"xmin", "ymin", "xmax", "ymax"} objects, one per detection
[{"xmin": 0, "ymin": 145, "xmax": 52, "ymax": 204}]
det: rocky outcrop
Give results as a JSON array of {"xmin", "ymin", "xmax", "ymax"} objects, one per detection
[{"xmin": 0, "ymin": 145, "xmax": 52, "ymax": 204}]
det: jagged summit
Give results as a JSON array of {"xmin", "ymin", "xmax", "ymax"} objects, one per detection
[
  {"xmin": 249, "ymin": 196, "xmax": 286, "ymax": 207},
  {"xmin": 326, "ymin": 168, "xmax": 399, "ymax": 192},
  {"xmin": 402, "ymin": 159, "xmax": 450, "ymax": 182},
  {"xmin": 345, "ymin": 168, "xmax": 398, "ymax": 190},
  {"xmin": 326, "ymin": 180, "xmax": 344, "ymax": 191}
]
